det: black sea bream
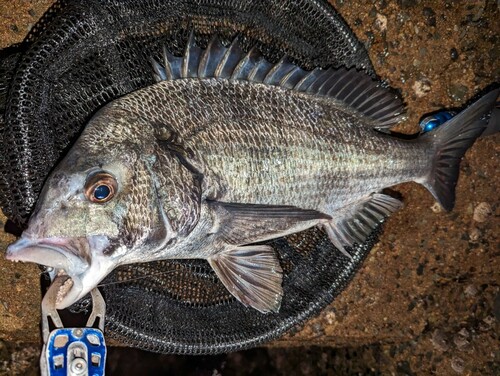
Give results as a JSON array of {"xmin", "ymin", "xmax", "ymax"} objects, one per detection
[{"xmin": 6, "ymin": 37, "xmax": 498, "ymax": 313}]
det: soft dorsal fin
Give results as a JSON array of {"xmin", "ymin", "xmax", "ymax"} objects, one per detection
[{"xmin": 151, "ymin": 34, "xmax": 406, "ymax": 128}]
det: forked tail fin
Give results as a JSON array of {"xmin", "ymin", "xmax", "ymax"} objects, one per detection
[{"xmin": 422, "ymin": 88, "xmax": 498, "ymax": 211}]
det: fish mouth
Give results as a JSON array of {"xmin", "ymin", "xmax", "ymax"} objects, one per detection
[
  {"xmin": 6, "ymin": 235, "xmax": 112, "ymax": 309},
  {"xmin": 6, "ymin": 236, "xmax": 89, "ymax": 273}
]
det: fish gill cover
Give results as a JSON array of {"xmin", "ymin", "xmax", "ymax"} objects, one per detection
[{"xmin": 3, "ymin": 0, "xmax": 488, "ymax": 355}]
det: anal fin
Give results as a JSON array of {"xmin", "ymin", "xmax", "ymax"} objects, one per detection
[
  {"xmin": 208, "ymin": 245, "xmax": 283, "ymax": 313},
  {"xmin": 324, "ymin": 193, "xmax": 402, "ymax": 259}
]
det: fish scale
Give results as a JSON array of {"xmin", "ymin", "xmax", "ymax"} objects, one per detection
[{"xmin": 114, "ymin": 78, "xmax": 426, "ymax": 213}]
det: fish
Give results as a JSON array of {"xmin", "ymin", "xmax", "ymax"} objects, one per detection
[{"xmin": 6, "ymin": 36, "xmax": 498, "ymax": 313}]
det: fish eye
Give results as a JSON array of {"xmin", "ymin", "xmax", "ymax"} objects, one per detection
[
  {"xmin": 94, "ymin": 185, "xmax": 111, "ymax": 200},
  {"xmin": 84, "ymin": 171, "xmax": 117, "ymax": 204}
]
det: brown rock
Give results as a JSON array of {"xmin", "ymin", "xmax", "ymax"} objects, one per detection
[{"xmin": 473, "ymin": 202, "xmax": 492, "ymax": 223}]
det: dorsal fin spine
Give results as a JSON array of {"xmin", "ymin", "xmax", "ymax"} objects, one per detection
[
  {"xmin": 247, "ymin": 58, "xmax": 263, "ymax": 82},
  {"xmin": 294, "ymin": 69, "xmax": 320, "ymax": 91},
  {"xmin": 231, "ymin": 47, "xmax": 259, "ymax": 80},
  {"xmin": 197, "ymin": 36, "xmax": 214, "ymax": 77},
  {"xmin": 262, "ymin": 58, "xmax": 282, "ymax": 84},
  {"xmin": 162, "ymin": 46, "xmax": 174, "ymax": 80},
  {"xmin": 150, "ymin": 57, "xmax": 165, "ymax": 82},
  {"xmin": 215, "ymin": 42, "xmax": 230, "ymax": 77},
  {"xmin": 279, "ymin": 66, "xmax": 302, "ymax": 88},
  {"xmin": 263, "ymin": 57, "xmax": 288, "ymax": 85},
  {"xmin": 183, "ymin": 32, "xmax": 203, "ymax": 78},
  {"xmin": 181, "ymin": 32, "xmax": 193, "ymax": 78},
  {"xmin": 216, "ymin": 38, "xmax": 240, "ymax": 78},
  {"xmin": 231, "ymin": 54, "xmax": 249, "ymax": 79}
]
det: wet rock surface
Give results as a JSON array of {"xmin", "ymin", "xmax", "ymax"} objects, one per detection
[{"xmin": 0, "ymin": 0, "xmax": 499, "ymax": 374}]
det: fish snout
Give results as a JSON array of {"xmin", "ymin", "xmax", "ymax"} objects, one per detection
[
  {"xmin": 6, "ymin": 236, "xmax": 91, "ymax": 308},
  {"xmin": 6, "ymin": 236, "xmax": 89, "ymax": 274}
]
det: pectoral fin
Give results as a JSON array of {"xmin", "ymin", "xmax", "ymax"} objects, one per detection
[
  {"xmin": 207, "ymin": 245, "xmax": 283, "ymax": 313},
  {"xmin": 324, "ymin": 193, "xmax": 402, "ymax": 259},
  {"xmin": 209, "ymin": 201, "xmax": 331, "ymax": 245}
]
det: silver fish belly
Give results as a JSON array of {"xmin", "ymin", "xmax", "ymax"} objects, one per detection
[{"xmin": 6, "ymin": 37, "xmax": 498, "ymax": 313}]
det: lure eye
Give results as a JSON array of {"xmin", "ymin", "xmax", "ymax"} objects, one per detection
[{"xmin": 84, "ymin": 172, "xmax": 117, "ymax": 204}]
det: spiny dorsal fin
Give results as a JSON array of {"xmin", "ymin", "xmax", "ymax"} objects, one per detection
[
  {"xmin": 152, "ymin": 35, "xmax": 406, "ymax": 128},
  {"xmin": 183, "ymin": 32, "xmax": 202, "ymax": 78}
]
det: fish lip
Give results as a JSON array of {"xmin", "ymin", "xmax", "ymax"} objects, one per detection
[
  {"xmin": 6, "ymin": 236, "xmax": 89, "ymax": 274},
  {"xmin": 54, "ymin": 256, "xmax": 114, "ymax": 310},
  {"xmin": 7, "ymin": 235, "xmax": 113, "ymax": 310},
  {"xmin": 53, "ymin": 273, "xmax": 85, "ymax": 310},
  {"xmin": 6, "ymin": 237, "xmax": 89, "ymax": 309}
]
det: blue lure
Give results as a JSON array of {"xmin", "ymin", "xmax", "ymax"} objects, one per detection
[{"xmin": 419, "ymin": 111, "xmax": 456, "ymax": 133}]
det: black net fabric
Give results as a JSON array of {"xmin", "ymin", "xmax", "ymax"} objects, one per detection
[
  {"xmin": 101, "ymin": 227, "xmax": 382, "ymax": 354},
  {"xmin": 0, "ymin": 0, "xmax": 380, "ymax": 354}
]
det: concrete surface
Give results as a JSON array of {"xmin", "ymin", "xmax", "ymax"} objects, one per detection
[{"xmin": 0, "ymin": 1, "xmax": 499, "ymax": 375}]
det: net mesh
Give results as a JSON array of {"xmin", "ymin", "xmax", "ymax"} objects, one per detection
[
  {"xmin": 101, "ymin": 227, "xmax": 382, "ymax": 354},
  {"xmin": 0, "ymin": 0, "xmax": 380, "ymax": 354}
]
